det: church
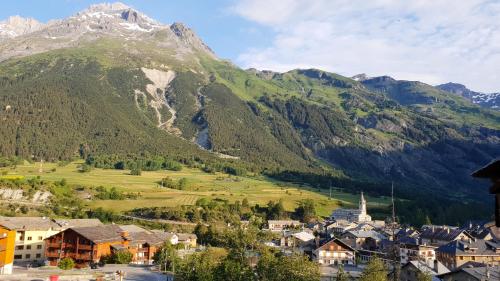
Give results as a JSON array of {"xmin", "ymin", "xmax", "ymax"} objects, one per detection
[{"xmin": 331, "ymin": 192, "xmax": 372, "ymax": 223}]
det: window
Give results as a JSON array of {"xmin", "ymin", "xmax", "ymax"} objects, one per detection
[
  {"xmin": 25, "ymin": 254, "xmax": 30, "ymax": 259},
  {"xmin": 27, "ymin": 237, "xmax": 32, "ymax": 241},
  {"xmin": 16, "ymin": 245, "xmax": 24, "ymax": 250},
  {"xmin": 36, "ymin": 253, "xmax": 41, "ymax": 258},
  {"xmin": 14, "ymin": 255, "xmax": 22, "ymax": 259},
  {"xmin": 37, "ymin": 245, "xmax": 42, "ymax": 249},
  {"xmin": 26, "ymin": 245, "xmax": 31, "ymax": 250},
  {"xmin": 38, "ymin": 236, "xmax": 43, "ymax": 241}
]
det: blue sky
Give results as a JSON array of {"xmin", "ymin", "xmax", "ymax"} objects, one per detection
[{"xmin": 2, "ymin": 0, "xmax": 500, "ymax": 92}]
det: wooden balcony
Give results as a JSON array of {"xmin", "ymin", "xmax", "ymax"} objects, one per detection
[{"xmin": 46, "ymin": 251, "xmax": 60, "ymax": 258}]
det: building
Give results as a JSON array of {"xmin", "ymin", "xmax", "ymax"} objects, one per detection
[
  {"xmin": 45, "ymin": 224, "xmax": 177, "ymax": 267},
  {"xmin": 53, "ymin": 219, "xmax": 103, "ymax": 230},
  {"xmin": 400, "ymin": 260, "xmax": 449, "ymax": 281},
  {"xmin": 176, "ymin": 233, "xmax": 197, "ymax": 249},
  {"xmin": 331, "ymin": 192, "xmax": 371, "ymax": 223},
  {"xmin": 325, "ymin": 220, "xmax": 358, "ymax": 237},
  {"xmin": 438, "ymin": 265, "xmax": 500, "ymax": 281},
  {"xmin": 0, "ymin": 225, "xmax": 16, "ymax": 274},
  {"xmin": 341, "ymin": 230, "xmax": 386, "ymax": 250},
  {"xmin": 313, "ymin": 238, "xmax": 356, "ymax": 265},
  {"xmin": 0, "ymin": 217, "xmax": 60, "ymax": 264},
  {"xmin": 267, "ymin": 220, "xmax": 302, "ymax": 232},
  {"xmin": 400, "ymin": 242, "xmax": 436, "ymax": 264},
  {"xmin": 436, "ymin": 238, "xmax": 500, "ymax": 269},
  {"xmin": 45, "ymin": 224, "xmax": 128, "ymax": 267},
  {"xmin": 419, "ymin": 226, "xmax": 473, "ymax": 246}
]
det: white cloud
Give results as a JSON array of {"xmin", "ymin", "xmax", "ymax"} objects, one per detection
[{"xmin": 230, "ymin": 0, "xmax": 500, "ymax": 92}]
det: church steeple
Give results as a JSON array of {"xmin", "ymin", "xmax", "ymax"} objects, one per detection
[{"xmin": 359, "ymin": 192, "xmax": 367, "ymax": 215}]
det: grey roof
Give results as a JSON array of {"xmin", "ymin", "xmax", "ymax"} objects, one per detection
[
  {"xmin": 71, "ymin": 224, "xmax": 125, "ymax": 243},
  {"xmin": 118, "ymin": 224, "xmax": 149, "ymax": 233},
  {"xmin": 0, "ymin": 216, "xmax": 59, "ymax": 231},
  {"xmin": 419, "ymin": 226, "xmax": 471, "ymax": 242},
  {"xmin": 436, "ymin": 239, "xmax": 500, "ymax": 256},
  {"xmin": 404, "ymin": 260, "xmax": 449, "ymax": 275},
  {"xmin": 127, "ymin": 231, "xmax": 166, "ymax": 246},
  {"xmin": 345, "ymin": 230, "xmax": 387, "ymax": 241},
  {"xmin": 439, "ymin": 266, "xmax": 500, "ymax": 281},
  {"xmin": 54, "ymin": 219, "xmax": 103, "ymax": 229}
]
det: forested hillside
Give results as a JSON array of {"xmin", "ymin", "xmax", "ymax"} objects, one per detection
[{"xmin": 0, "ymin": 4, "xmax": 499, "ymax": 225}]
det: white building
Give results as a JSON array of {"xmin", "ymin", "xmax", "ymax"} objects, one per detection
[{"xmin": 331, "ymin": 192, "xmax": 372, "ymax": 223}]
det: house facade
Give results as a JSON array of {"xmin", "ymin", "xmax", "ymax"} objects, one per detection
[
  {"xmin": 313, "ymin": 238, "xmax": 356, "ymax": 265},
  {"xmin": 436, "ymin": 238, "xmax": 500, "ymax": 269},
  {"xmin": 0, "ymin": 217, "xmax": 60, "ymax": 264},
  {"xmin": 400, "ymin": 242, "xmax": 436, "ymax": 264},
  {"xmin": 267, "ymin": 220, "xmax": 302, "ymax": 232}
]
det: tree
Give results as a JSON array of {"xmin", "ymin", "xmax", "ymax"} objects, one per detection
[
  {"xmin": 130, "ymin": 168, "xmax": 142, "ymax": 176},
  {"xmin": 58, "ymin": 257, "xmax": 75, "ymax": 270},
  {"xmin": 417, "ymin": 271, "xmax": 432, "ymax": 281},
  {"xmin": 360, "ymin": 258, "xmax": 387, "ymax": 281},
  {"xmin": 153, "ymin": 242, "xmax": 179, "ymax": 272},
  {"xmin": 113, "ymin": 250, "xmax": 133, "ymax": 264},
  {"xmin": 178, "ymin": 178, "xmax": 189, "ymax": 190},
  {"xmin": 294, "ymin": 199, "xmax": 317, "ymax": 222},
  {"xmin": 78, "ymin": 164, "xmax": 92, "ymax": 173},
  {"xmin": 176, "ymin": 248, "xmax": 226, "ymax": 281},
  {"xmin": 256, "ymin": 249, "xmax": 320, "ymax": 281},
  {"xmin": 336, "ymin": 264, "xmax": 350, "ymax": 281},
  {"xmin": 214, "ymin": 257, "xmax": 255, "ymax": 281}
]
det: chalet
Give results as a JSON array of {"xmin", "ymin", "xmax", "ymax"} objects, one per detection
[
  {"xmin": 419, "ymin": 226, "xmax": 473, "ymax": 246},
  {"xmin": 313, "ymin": 238, "xmax": 355, "ymax": 265},
  {"xmin": 436, "ymin": 238, "xmax": 500, "ymax": 269},
  {"xmin": 45, "ymin": 224, "xmax": 169, "ymax": 267},
  {"xmin": 400, "ymin": 260, "xmax": 449, "ymax": 281},
  {"xmin": 176, "ymin": 233, "xmax": 197, "ymax": 249},
  {"xmin": 267, "ymin": 220, "xmax": 302, "ymax": 232}
]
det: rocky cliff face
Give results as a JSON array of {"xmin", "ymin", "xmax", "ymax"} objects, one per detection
[
  {"xmin": 0, "ymin": 15, "xmax": 44, "ymax": 40},
  {"xmin": 437, "ymin": 82, "xmax": 500, "ymax": 110}
]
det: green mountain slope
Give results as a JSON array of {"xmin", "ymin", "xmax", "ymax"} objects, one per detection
[{"xmin": 0, "ymin": 4, "xmax": 499, "ymax": 222}]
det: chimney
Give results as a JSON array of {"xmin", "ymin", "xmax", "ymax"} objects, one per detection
[
  {"xmin": 120, "ymin": 231, "xmax": 129, "ymax": 239},
  {"xmin": 315, "ymin": 236, "xmax": 320, "ymax": 248}
]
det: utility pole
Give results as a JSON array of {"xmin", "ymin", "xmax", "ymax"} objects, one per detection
[
  {"xmin": 329, "ymin": 180, "xmax": 332, "ymax": 200},
  {"xmin": 391, "ymin": 182, "xmax": 400, "ymax": 281}
]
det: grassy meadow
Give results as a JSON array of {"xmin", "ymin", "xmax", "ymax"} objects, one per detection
[{"xmin": 0, "ymin": 161, "xmax": 390, "ymax": 217}]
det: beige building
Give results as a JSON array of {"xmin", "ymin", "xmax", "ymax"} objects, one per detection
[
  {"xmin": 0, "ymin": 217, "xmax": 60, "ymax": 264},
  {"xmin": 267, "ymin": 220, "xmax": 302, "ymax": 232},
  {"xmin": 400, "ymin": 242, "xmax": 437, "ymax": 264}
]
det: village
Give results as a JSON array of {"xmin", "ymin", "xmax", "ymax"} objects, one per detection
[{"xmin": 0, "ymin": 185, "xmax": 498, "ymax": 281}]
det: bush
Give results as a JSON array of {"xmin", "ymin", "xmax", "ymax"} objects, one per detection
[
  {"xmin": 78, "ymin": 164, "xmax": 92, "ymax": 173},
  {"xmin": 130, "ymin": 168, "xmax": 142, "ymax": 176},
  {"xmin": 113, "ymin": 250, "xmax": 133, "ymax": 264},
  {"xmin": 58, "ymin": 257, "xmax": 75, "ymax": 270}
]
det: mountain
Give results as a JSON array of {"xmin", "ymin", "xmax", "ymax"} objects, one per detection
[
  {"xmin": 0, "ymin": 2, "xmax": 499, "ymax": 209},
  {"xmin": 437, "ymin": 82, "xmax": 500, "ymax": 110},
  {"xmin": 0, "ymin": 15, "xmax": 44, "ymax": 40}
]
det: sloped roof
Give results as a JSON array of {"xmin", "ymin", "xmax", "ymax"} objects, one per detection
[
  {"xmin": 472, "ymin": 159, "xmax": 500, "ymax": 178},
  {"xmin": 345, "ymin": 230, "xmax": 387, "ymax": 241},
  {"xmin": 54, "ymin": 219, "xmax": 103, "ymax": 229},
  {"xmin": 439, "ymin": 266, "xmax": 500, "ymax": 281},
  {"xmin": 177, "ymin": 233, "xmax": 197, "ymax": 241},
  {"xmin": 71, "ymin": 224, "xmax": 125, "ymax": 243},
  {"xmin": 420, "ymin": 227, "xmax": 471, "ymax": 242},
  {"xmin": 127, "ymin": 231, "xmax": 167, "ymax": 246},
  {"xmin": 436, "ymin": 239, "xmax": 500, "ymax": 256},
  {"xmin": 404, "ymin": 260, "xmax": 449, "ymax": 275},
  {"xmin": 118, "ymin": 224, "xmax": 149, "ymax": 233},
  {"xmin": 0, "ymin": 216, "xmax": 59, "ymax": 231},
  {"xmin": 317, "ymin": 238, "xmax": 355, "ymax": 252},
  {"xmin": 292, "ymin": 231, "xmax": 315, "ymax": 242}
]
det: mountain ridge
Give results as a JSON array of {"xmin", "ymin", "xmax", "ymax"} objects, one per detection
[{"xmin": 0, "ymin": 2, "xmax": 498, "ymax": 213}]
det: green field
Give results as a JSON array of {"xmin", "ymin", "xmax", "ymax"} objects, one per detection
[{"xmin": 1, "ymin": 161, "xmax": 390, "ymax": 217}]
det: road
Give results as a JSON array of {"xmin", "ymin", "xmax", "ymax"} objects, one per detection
[{"xmin": 101, "ymin": 265, "xmax": 170, "ymax": 281}]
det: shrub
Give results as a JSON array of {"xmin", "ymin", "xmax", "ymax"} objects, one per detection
[
  {"xmin": 130, "ymin": 168, "xmax": 142, "ymax": 176},
  {"xmin": 113, "ymin": 250, "xmax": 133, "ymax": 264},
  {"xmin": 58, "ymin": 257, "xmax": 75, "ymax": 270}
]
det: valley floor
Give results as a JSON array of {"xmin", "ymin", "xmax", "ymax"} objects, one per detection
[{"xmin": 1, "ymin": 161, "xmax": 390, "ymax": 217}]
